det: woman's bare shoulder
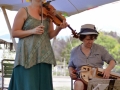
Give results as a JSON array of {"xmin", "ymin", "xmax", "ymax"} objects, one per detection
[{"xmin": 16, "ymin": 7, "xmax": 29, "ymax": 20}]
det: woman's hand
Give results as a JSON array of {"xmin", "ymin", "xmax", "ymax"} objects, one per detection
[
  {"xmin": 31, "ymin": 25, "xmax": 44, "ymax": 35},
  {"xmin": 57, "ymin": 20, "xmax": 68, "ymax": 29}
]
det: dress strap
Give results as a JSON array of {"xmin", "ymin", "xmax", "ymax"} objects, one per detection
[{"xmin": 23, "ymin": 7, "xmax": 29, "ymax": 18}]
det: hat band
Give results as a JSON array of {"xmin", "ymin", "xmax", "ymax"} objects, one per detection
[{"xmin": 80, "ymin": 28, "xmax": 98, "ymax": 34}]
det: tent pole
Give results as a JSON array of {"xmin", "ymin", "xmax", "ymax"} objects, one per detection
[{"xmin": 1, "ymin": 6, "xmax": 17, "ymax": 51}]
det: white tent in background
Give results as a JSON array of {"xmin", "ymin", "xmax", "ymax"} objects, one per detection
[{"xmin": 0, "ymin": 0, "xmax": 119, "ymax": 50}]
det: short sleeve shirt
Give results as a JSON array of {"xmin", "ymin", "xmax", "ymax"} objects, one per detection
[{"xmin": 68, "ymin": 43, "xmax": 115, "ymax": 71}]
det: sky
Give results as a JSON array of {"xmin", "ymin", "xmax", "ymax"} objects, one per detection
[
  {"xmin": 0, "ymin": 1, "xmax": 120, "ymax": 40},
  {"xmin": 58, "ymin": 1, "xmax": 120, "ymax": 38}
]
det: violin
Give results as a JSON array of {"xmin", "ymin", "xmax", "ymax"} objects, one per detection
[{"xmin": 42, "ymin": 1, "xmax": 79, "ymax": 38}]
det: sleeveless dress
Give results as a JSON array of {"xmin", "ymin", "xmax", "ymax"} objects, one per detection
[{"xmin": 8, "ymin": 7, "xmax": 56, "ymax": 90}]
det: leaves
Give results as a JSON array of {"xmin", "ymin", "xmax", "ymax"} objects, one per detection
[
  {"xmin": 52, "ymin": 37, "xmax": 67, "ymax": 61},
  {"xmin": 52, "ymin": 31, "xmax": 120, "ymax": 68},
  {"xmin": 95, "ymin": 31, "xmax": 120, "ymax": 64}
]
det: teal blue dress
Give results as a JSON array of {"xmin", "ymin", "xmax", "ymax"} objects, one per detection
[{"xmin": 8, "ymin": 7, "xmax": 56, "ymax": 90}]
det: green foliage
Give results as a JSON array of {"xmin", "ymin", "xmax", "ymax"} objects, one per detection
[
  {"xmin": 95, "ymin": 32, "xmax": 120, "ymax": 65},
  {"xmin": 110, "ymin": 44, "xmax": 120, "ymax": 63},
  {"xmin": 62, "ymin": 12, "xmax": 69, "ymax": 18},
  {"xmin": 60, "ymin": 31, "xmax": 120, "ymax": 72},
  {"xmin": 95, "ymin": 32, "xmax": 118, "ymax": 52},
  {"xmin": 113, "ymin": 65, "xmax": 120, "ymax": 73},
  {"xmin": 61, "ymin": 37, "xmax": 81, "ymax": 64},
  {"xmin": 53, "ymin": 31, "xmax": 120, "ymax": 72}
]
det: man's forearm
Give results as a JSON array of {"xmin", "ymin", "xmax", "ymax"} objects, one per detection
[{"xmin": 106, "ymin": 60, "xmax": 116, "ymax": 70}]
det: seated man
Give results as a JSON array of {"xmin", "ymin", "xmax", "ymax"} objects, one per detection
[{"xmin": 68, "ymin": 24, "xmax": 116, "ymax": 90}]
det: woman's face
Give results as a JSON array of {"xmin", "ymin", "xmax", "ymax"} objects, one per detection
[{"xmin": 82, "ymin": 35, "xmax": 95, "ymax": 48}]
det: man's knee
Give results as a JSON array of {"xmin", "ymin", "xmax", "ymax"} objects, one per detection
[{"xmin": 74, "ymin": 80, "xmax": 84, "ymax": 89}]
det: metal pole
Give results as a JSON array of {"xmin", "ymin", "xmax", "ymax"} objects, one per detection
[{"xmin": 71, "ymin": 79, "xmax": 73, "ymax": 90}]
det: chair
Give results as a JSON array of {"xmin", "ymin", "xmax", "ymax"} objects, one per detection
[
  {"xmin": 87, "ymin": 79, "xmax": 120, "ymax": 90},
  {"xmin": 71, "ymin": 79, "xmax": 75, "ymax": 90},
  {"xmin": 1, "ymin": 59, "xmax": 14, "ymax": 90}
]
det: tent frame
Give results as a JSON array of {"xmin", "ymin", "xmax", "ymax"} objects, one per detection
[{"xmin": 1, "ymin": 6, "xmax": 17, "ymax": 51}]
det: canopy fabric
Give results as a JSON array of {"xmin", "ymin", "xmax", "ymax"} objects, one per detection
[
  {"xmin": 0, "ymin": 0, "xmax": 119, "ymax": 50},
  {"xmin": 0, "ymin": 0, "xmax": 119, "ymax": 16}
]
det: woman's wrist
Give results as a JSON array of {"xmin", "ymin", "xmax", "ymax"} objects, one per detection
[
  {"xmin": 29, "ymin": 29, "xmax": 34, "ymax": 35},
  {"xmin": 56, "ymin": 26, "xmax": 62, "ymax": 31}
]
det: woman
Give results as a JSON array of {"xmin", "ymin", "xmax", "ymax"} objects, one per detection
[
  {"xmin": 68, "ymin": 24, "xmax": 116, "ymax": 90},
  {"xmin": 8, "ymin": 0, "xmax": 68, "ymax": 90}
]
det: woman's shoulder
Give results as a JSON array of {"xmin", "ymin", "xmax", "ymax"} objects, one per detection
[
  {"xmin": 16, "ymin": 7, "xmax": 30, "ymax": 20},
  {"xmin": 16, "ymin": 7, "xmax": 27, "ymax": 16},
  {"xmin": 18, "ymin": 7, "xmax": 26, "ymax": 11},
  {"xmin": 18, "ymin": 6, "xmax": 31, "ymax": 14}
]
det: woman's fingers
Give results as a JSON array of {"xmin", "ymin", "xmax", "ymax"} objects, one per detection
[
  {"xmin": 34, "ymin": 25, "xmax": 44, "ymax": 34},
  {"xmin": 59, "ymin": 20, "xmax": 68, "ymax": 29},
  {"xmin": 38, "ymin": 25, "xmax": 45, "ymax": 29}
]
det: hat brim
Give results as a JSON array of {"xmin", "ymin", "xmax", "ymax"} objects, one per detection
[
  {"xmin": 79, "ymin": 28, "xmax": 99, "ymax": 35},
  {"xmin": 80, "ymin": 32, "xmax": 98, "ymax": 35}
]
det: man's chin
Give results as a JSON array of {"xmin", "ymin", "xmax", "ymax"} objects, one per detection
[{"xmin": 87, "ymin": 45, "xmax": 92, "ymax": 48}]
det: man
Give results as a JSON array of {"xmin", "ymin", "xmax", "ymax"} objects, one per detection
[{"xmin": 68, "ymin": 24, "xmax": 116, "ymax": 90}]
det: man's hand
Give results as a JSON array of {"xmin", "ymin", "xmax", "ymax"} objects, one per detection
[
  {"xmin": 102, "ymin": 68, "xmax": 111, "ymax": 79},
  {"xmin": 69, "ymin": 69, "xmax": 77, "ymax": 80}
]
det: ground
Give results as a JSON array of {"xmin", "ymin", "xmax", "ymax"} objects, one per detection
[{"xmin": 0, "ymin": 75, "xmax": 72, "ymax": 90}]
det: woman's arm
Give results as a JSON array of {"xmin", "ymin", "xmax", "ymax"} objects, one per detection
[
  {"xmin": 48, "ymin": 19, "xmax": 67, "ymax": 39},
  {"xmin": 12, "ymin": 7, "xmax": 44, "ymax": 38},
  {"xmin": 12, "ymin": 8, "xmax": 33, "ymax": 38}
]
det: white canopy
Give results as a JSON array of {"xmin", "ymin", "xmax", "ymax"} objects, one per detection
[
  {"xmin": 0, "ymin": 0, "xmax": 119, "ymax": 16},
  {"xmin": 0, "ymin": 0, "xmax": 119, "ymax": 50}
]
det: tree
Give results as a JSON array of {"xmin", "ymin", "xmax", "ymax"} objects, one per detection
[
  {"xmin": 61, "ymin": 31, "xmax": 120, "ymax": 66},
  {"xmin": 111, "ymin": 44, "xmax": 120, "ymax": 64},
  {"xmin": 52, "ymin": 37, "xmax": 67, "ymax": 61},
  {"xmin": 61, "ymin": 37, "xmax": 81, "ymax": 64},
  {"xmin": 95, "ymin": 32, "xmax": 118, "ymax": 53}
]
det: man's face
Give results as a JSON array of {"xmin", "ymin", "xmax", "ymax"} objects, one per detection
[{"xmin": 82, "ymin": 35, "xmax": 95, "ymax": 48}]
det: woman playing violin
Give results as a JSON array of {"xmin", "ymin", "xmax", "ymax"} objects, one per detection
[{"xmin": 8, "ymin": 0, "xmax": 68, "ymax": 90}]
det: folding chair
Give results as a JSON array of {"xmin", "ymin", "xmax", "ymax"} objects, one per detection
[
  {"xmin": 71, "ymin": 79, "xmax": 75, "ymax": 90},
  {"xmin": 1, "ymin": 59, "xmax": 14, "ymax": 90}
]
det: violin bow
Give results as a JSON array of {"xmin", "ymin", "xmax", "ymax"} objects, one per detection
[{"xmin": 40, "ymin": 0, "xmax": 44, "ymax": 25}]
